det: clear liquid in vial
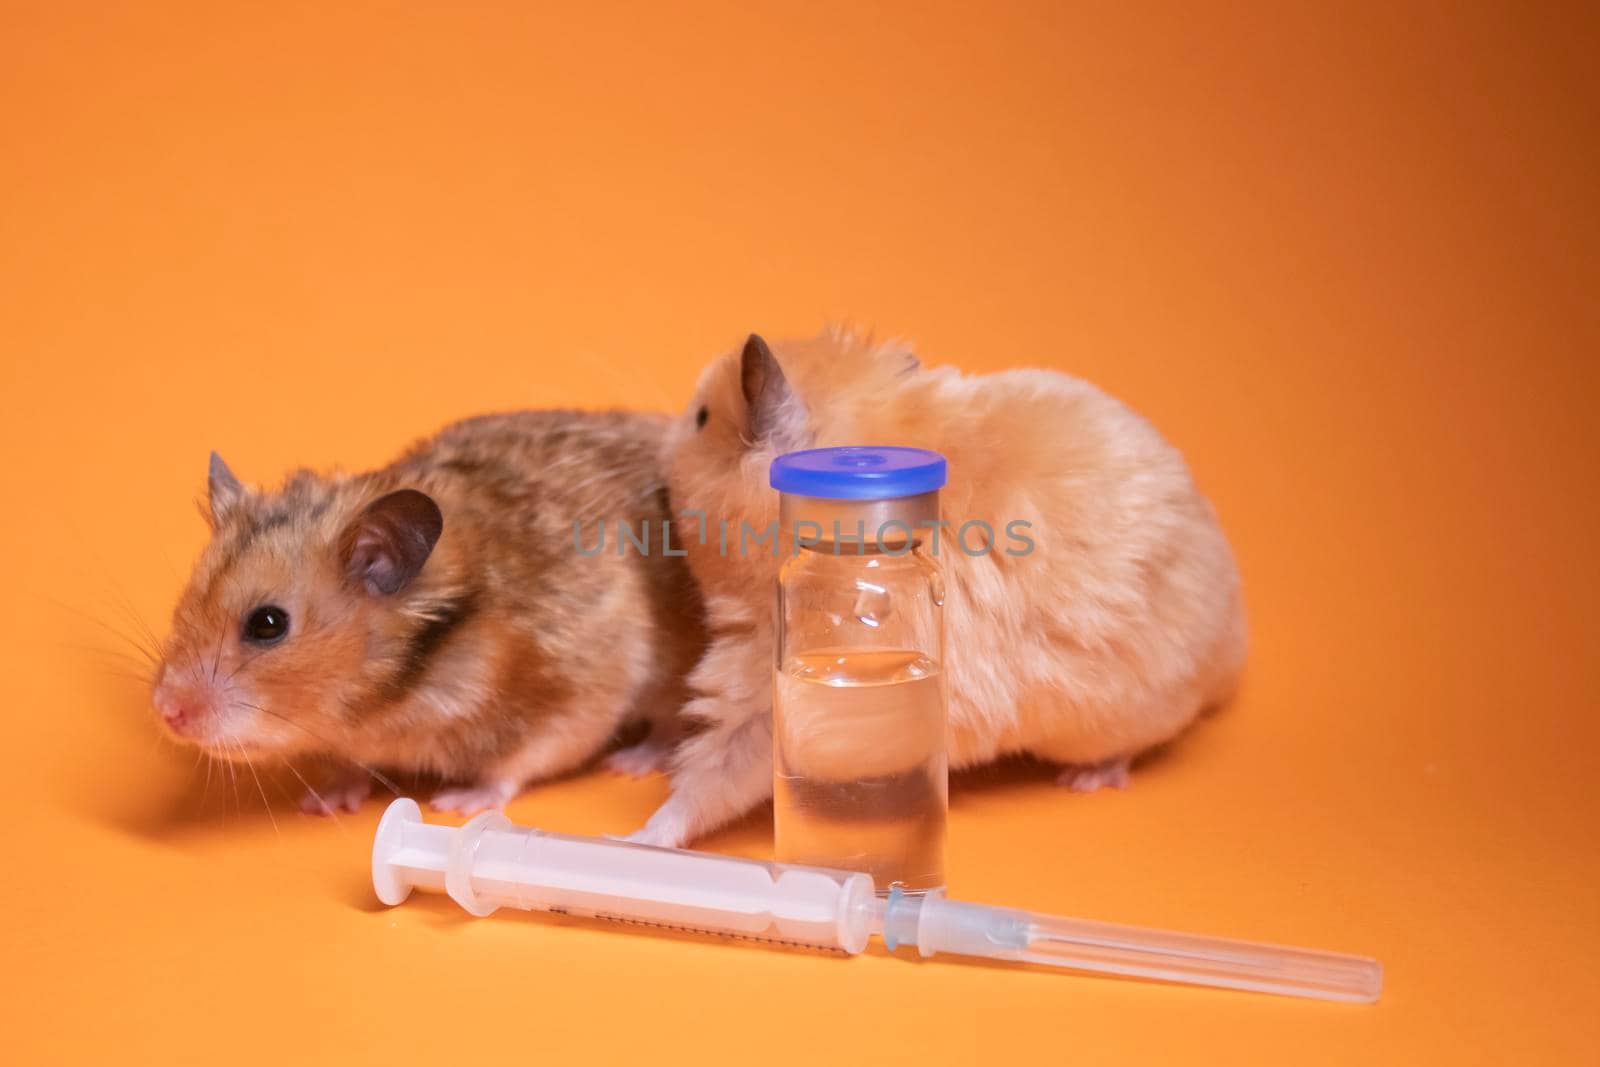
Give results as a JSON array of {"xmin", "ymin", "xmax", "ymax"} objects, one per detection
[{"xmin": 773, "ymin": 647, "xmax": 947, "ymax": 892}]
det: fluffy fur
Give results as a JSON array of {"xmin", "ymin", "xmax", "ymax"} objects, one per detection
[
  {"xmin": 630, "ymin": 330, "xmax": 1246, "ymax": 847},
  {"xmin": 152, "ymin": 411, "xmax": 706, "ymax": 814}
]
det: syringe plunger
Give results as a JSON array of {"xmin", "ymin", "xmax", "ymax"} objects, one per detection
[{"xmin": 373, "ymin": 799, "xmax": 875, "ymax": 951}]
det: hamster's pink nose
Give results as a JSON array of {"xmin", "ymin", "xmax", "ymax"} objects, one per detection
[{"xmin": 153, "ymin": 687, "xmax": 207, "ymax": 737}]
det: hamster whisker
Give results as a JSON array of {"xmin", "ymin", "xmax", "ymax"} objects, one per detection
[
  {"xmin": 186, "ymin": 652, "xmax": 209, "ymax": 694},
  {"xmin": 242, "ymin": 754, "xmax": 279, "ymax": 835},
  {"xmin": 114, "ymin": 621, "xmax": 163, "ymax": 667},
  {"xmin": 107, "ymin": 589, "xmax": 165, "ymax": 665},
  {"xmin": 215, "ymin": 737, "xmax": 238, "ymax": 811},
  {"xmin": 203, "ymin": 749, "xmax": 222, "ymax": 813},
  {"xmin": 220, "ymin": 648, "xmax": 263, "ymax": 686},
  {"xmin": 34, "ymin": 592, "xmax": 161, "ymax": 667},
  {"xmin": 186, "ymin": 744, "xmax": 210, "ymax": 794},
  {"xmin": 220, "ymin": 741, "xmax": 240, "ymax": 815},
  {"xmin": 73, "ymin": 589, "xmax": 164, "ymax": 666},
  {"xmin": 99, "ymin": 666, "xmax": 157, "ymax": 689},
  {"xmin": 72, "ymin": 645, "xmax": 156, "ymax": 686},
  {"xmin": 233, "ymin": 701, "xmax": 401, "ymax": 796},
  {"xmin": 76, "ymin": 643, "xmax": 156, "ymax": 674},
  {"xmin": 228, "ymin": 735, "xmax": 279, "ymax": 835},
  {"xmin": 278, "ymin": 759, "xmax": 349, "ymax": 832},
  {"xmin": 264, "ymin": 767, "xmax": 309, "ymax": 823}
]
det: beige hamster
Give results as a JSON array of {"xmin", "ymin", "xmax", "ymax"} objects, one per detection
[
  {"xmin": 151, "ymin": 410, "xmax": 706, "ymax": 814},
  {"xmin": 629, "ymin": 331, "xmax": 1245, "ymax": 847}
]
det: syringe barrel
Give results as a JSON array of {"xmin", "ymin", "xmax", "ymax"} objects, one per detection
[{"xmin": 372, "ymin": 799, "xmax": 876, "ymax": 953}]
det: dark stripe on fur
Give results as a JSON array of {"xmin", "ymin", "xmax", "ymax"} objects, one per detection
[
  {"xmin": 377, "ymin": 590, "xmax": 481, "ymax": 701},
  {"xmin": 210, "ymin": 509, "xmax": 294, "ymax": 587}
]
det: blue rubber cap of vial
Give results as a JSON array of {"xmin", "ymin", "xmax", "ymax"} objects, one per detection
[{"xmin": 769, "ymin": 446, "xmax": 948, "ymax": 500}]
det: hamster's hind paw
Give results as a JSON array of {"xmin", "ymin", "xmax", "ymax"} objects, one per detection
[
  {"xmin": 1055, "ymin": 757, "xmax": 1131, "ymax": 793},
  {"xmin": 298, "ymin": 775, "xmax": 371, "ymax": 815},
  {"xmin": 430, "ymin": 782, "xmax": 517, "ymax": 816},
  {"xmin": 603, "ymin": 737, "xmax": 675, "ymax": 778}
]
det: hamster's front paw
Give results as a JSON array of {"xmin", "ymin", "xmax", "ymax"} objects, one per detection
[
  {"xmin": 298, "ymin": 772, "xmax": 372, "ymax": 815},
  {"xmin": 1054, "ymin": 757, "xmax": 1131, "ymax": 793},
  {"xmin": 623, "ymin": 801, "xmax": 692, "ymax": 850},
  {"xmin": 430, "ymin": 781, "xmax": 517, "ymax": 816}
]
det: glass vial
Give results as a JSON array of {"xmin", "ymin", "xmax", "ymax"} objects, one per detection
[{"xmin": 769, "ymin": 447, "xmax": 949, "ymax": 893}]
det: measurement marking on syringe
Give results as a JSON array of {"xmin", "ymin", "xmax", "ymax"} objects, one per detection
[{"xmin": 593, "ymin": 913, "xmax": 848, "ymax": 954}]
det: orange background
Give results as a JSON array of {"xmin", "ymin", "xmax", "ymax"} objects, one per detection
[{"xmin": 3, "ymin": 2, "xmax": 1596, "ymax": 1062}]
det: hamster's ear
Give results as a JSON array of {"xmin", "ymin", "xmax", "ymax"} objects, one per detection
[
  {"xmin": 206, "ymin": 451, "xmax": 245, "ymax": 526},
  {"xmin": 339, "ymin": 489, "xmax": 444, "ymax": 596},
  {"xmin": 739, "ymin": 334, "xmax": 807, "ymax": 449}
]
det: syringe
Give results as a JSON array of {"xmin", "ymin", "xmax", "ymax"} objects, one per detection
[{"xmin": 372, "ymin": 799, "xmax": 1382, "ymax": 1003}]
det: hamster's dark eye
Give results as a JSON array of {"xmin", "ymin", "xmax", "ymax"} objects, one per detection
[
  {"xmin": 694, "ymin": 406, "xmax": 709, "ymax": 430},
  {"xmin": 243, "ymin": 605, "xmax": 290, "ymax": 645}
]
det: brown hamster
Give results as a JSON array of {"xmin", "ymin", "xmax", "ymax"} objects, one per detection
[
  {"xmin": 151, "ymin": 410, "xmax": 706, "ymax": 815},
  {"xmin": 628, "ymin": 330, "xmax": 1245, "ymax": 847}
]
